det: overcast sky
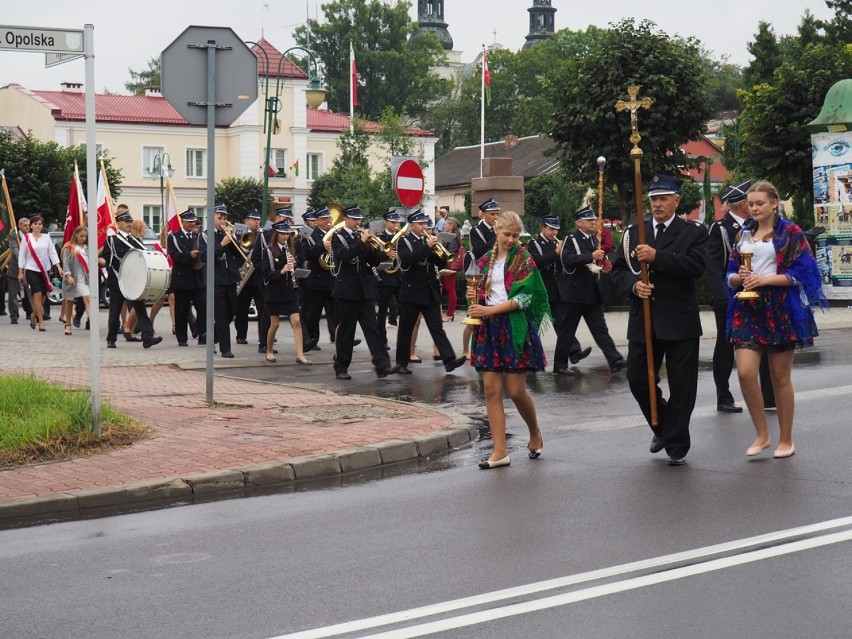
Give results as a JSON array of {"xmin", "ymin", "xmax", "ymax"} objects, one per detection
[{"xmin": 0, "ymin": 0, "xmax": 836, "ymax": 94}]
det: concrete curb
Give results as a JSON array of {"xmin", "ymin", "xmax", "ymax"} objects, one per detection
[{"xmin": 0, "ymin": 413, "xmax": 477, "ymax": 527}]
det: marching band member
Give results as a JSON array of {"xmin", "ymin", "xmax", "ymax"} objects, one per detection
[
  {"xmin": 167, "ymin": 208, "xmax": 206, "ymax": 347},
  {"xmin": 300, "ymin": 207, "xmax": 337, "ymax": 353},
  {"xmin": 376, "ymin": 208, "xmax": 402, "ymax": 348},
  {"xmin": 212, "ymin": 204, "xmax": 242, "ymax": 358},
  {"xmin": 557, "ymin": 206, "xmax": 625, "ymax": 372},
  {"xmin": 234, "ymin": 208, "xmax": 263, "ymax": 346},
  {"xmin": 260, "ymin": 220, "xmax": 311, "ymax": 365},
  {"xmin": 99, "ymin": 208, "xmax": 162, "ymax": 349},
  {"xmin": 395, "ymin": 209, "xmax": 467, "ymax": 375},
  {"xmin": 250, "ymin": 208, "xmax": 289, "ymax": 354},
  {"xmin": 329, "ymin": 205, "xmax": 397, "ymax": 380}
]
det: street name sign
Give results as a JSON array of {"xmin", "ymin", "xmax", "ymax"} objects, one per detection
[{"xmin": 0, "ymin": 25, "xmax": 84, "ymax": 53}]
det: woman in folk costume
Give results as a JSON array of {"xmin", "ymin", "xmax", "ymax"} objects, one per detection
[
  {"xmin": 60, "ymin": 225, "xmax": 91, "ymax": 336},
  {"xmin": 467, "ymin": 211, "xmax": 552, "ymax": 469},
  {"xmin": 17, "ymin": 214, "xmax": 62, "ymax": 331},
  {"xmin": 726, "ymin": 181, "xmax": 827, "ymax": 459},
  {"xmin": 261, "ymin": 221, "xmax": 311, "ymax": 365}
]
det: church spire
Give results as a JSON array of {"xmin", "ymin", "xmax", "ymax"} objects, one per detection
[
  {"xmin": 524, "ymin": 0, "xmax": 556, "ymax": 49},
  {"xmin": 416, "ymin": 0, "xmax": 453, "ymax": 51}
]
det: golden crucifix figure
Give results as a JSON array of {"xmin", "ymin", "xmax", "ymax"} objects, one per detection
[
  {"xmin": 615, "ymin": 84, "xmax": 658, "ymax": 426},
  {"xmin": 615, "ymin": 85, "xmax": 653, "ymax": 157}
]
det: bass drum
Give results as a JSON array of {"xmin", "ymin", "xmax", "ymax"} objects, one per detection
[{"xmin": 118, "ymin": 249, "xmax": 171, "ymax": 302}]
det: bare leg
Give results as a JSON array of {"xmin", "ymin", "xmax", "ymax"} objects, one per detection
[
  {"xmin": 169, "ymin": 292, "xmax": 176, "ymax": 333},
  {"xmin": 290, "ymin": 313, "xmax": 310, "ymax": 363},
  {"xmin": 736, "ymin": 348, "xmax": 770, "ymax": 450},
  {"xmin": 82, "ymin": 295, "xmax": 91, "ymax": 326},
  {"xmin": 266, "ymin": 315, "xmax": 280, "ymax": 359},
  {"xmin": 768, "ymin": 350, "xmax": 795, "ymax": 454},
  {"xmin": 61, "ymin": 298, "xmax": 74, "ymax": 330},
  {"xmin": 504, "ymin": 372, "xmax": 542, "ymax": 450},
  {"xmin": 410, "ymin": 314, "xmax": 421, "ymax": 360},
  {"xmin": 482, "ymin": 371, "xmax": 508, "ymax": 461},
  {"xmin": 462, "ymin": 325, "xmax": 474, "ymax": 358},
  {"xmin": 33, "ymin": 291, "xmax": 44, "ymax": 328},
  {"xmin": 150, "ymin": 296, "xmax": 165, "ymax": 324}
]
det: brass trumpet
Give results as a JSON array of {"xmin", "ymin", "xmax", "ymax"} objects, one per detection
[{"xmin": 319, "ymin": 203, "xmax": 346, "ymax": 270}]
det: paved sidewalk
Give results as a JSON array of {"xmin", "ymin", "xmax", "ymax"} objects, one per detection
[{"xmin": 1, "ymin": 304, "xmax": 849, "ymax": 526}]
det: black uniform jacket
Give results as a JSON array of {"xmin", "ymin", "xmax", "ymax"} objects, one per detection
[
  {"xmin": 213, "ymin": 228, "xmax": 242, "ymax": 286},
  {"xmin": 261, "ymin": 243, "xmax": 299, "ymax": 304},
  {"xmin": 558, "ymin": 231, "xmax": 604, "ymax": 306},
  {"xmin": 331, "ymin": 227, "xmax": 383, "ymax": 301},
  {"xmin": 377, "ymin": 229, "xmax": 400, "ymax": 288},
  {"xmin": 611, "ymin": 216, "xmax": 707, "ymax": 342},
  {"xmin": 705, "ymin": 213, "xmax": 742, "ymax": 303},
  {"xmin": 528, "ymin": 234, "xmax": 561, "ymax": 301},
  {"xmin": 168, "ymin": 229, "xmax": 206, "ymax": 289},
  {"xmin": 397, "ymin": 232, "xmax": 446, "ymax": 305},
  {"xmin": 301, "ymin": 226, "xmax": 335, "ymax": 292}
]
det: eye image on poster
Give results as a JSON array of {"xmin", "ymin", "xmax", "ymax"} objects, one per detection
[{"xmin": 812, "ymin": 132, "xmax": 852, "ymax": 239}]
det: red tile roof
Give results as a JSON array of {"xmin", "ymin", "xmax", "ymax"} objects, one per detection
[
  {"xmin": 307, "ymin": 109, "xmax": 433, "ymax": 137},
  {"xmin": 249, "ymin": 38, "xmax": 309, "ymax": 80}
]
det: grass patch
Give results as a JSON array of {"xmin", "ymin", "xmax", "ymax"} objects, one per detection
[{"xmin": 0, "ymin": 373, "xmax": 152, "ymax": 469}]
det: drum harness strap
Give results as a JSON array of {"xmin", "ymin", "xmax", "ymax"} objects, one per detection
[{"xmin": 108, "ymin": 232, "xmax": 139, "ymax": 278}]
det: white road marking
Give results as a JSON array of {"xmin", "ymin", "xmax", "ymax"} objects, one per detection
[{"xmin": 271, "ymin": 515, "xmax": 852, "ymax": 639}]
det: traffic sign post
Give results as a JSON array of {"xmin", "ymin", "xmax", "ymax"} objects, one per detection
[{"xmin": 392, "ymin": 157, "xmax": 425, "ymax": 207}]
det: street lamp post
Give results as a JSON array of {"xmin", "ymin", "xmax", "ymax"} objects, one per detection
[
  {"xmin": 245, "ymin": 42, "xmax": 326, "ymax": 221},
  {"xmin": 151, "ymin": 152, "xmax": 174, "ymax": 231}
]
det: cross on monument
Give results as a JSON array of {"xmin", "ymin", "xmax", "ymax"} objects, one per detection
[{"xmin": 615, "ymin": 85, "xmax": 653, "ymax": 157}]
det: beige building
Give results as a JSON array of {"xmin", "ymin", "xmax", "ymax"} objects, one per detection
[{"xmin": 0, "ymin": 38, "xmax": 436, "ymax": 231}]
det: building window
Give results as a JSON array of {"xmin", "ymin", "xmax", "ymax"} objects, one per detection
[
  {"xmin": 307, "ymin": 153, "xmax": 323, "ymax": 180},
  {"xmin": 269, "ymin": 149, "xmax": 287, "ymax": 177},
  {"xmin": 143, "ymin": 146, "xmax": 165, "ymax": 178},
  {"xmin": 186, "ymin": 149, "xmax": 206, "ymax": 178},
  {"xmin": 143, "ymin": 205, "xmax": 162, "ymax": 233}
]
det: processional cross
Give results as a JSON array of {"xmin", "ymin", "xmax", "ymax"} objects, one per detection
[{"xmin": 615, "ymin": 85, "xmax": 653, "ymax": 158}]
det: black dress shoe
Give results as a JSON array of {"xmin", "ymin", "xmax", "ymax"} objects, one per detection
[
  {"xmin": 376, "ymin": 365, "xmax": 399, "ymax": 378},
  {"xmin": 569, "ymin": 347, "xmax": 592, "ymax": 365},
  {"xmin": 717, "ymin": 403, "xmax": 743, "ymax": 413},
  {"xmin": 667, "ymin": 456, "xmax": 686, "ymax": 466},
  {"xmin": 197, "ymin": 335, "xmax": 206, "ymax": 345},
  {"xmin": 397, "ymin": 366, "xmax": 412, "ymax": 375},
  {"xmin": 650, "ymin": 435, "xmax": 665, "ymax": 453},
  {"xmin": 610, "ymin": 359, "xmax": 626, "ymax": 372},
  {"xmin": 553, "ymin": 366, "xmax": 575, "ymax": 376},
  {"xmin": 258, "ymin": 345, "xmax": 278, "ymax": 354},
  {"xmin": 10, "ymin": 319, "xmax": 17, "ymax": 324},
  {"xmin": 311, "ymin": 345, "xmax": 322, "ymax": 351},
  {"xmin": 189, "ymin": 325, "xmax": 199, "ymax": 339},
  {"xmin": 221, "ymin": 351, "xmax": 235, "ymax": 358},
  {"xmin": 178, "ymin": 342, "xmax": 188, "ymax": 347},
  {"xmin": 353, "ymin": 338, "xmax": 362, "ymax": 347},
  {"xmin": 335, "ymin": 372, "xmax": 351, "ymax": 380},
  {"xmin": 123, "ymin": 332, "xmax": 142, "ymax": 342},
  {"xmin": 72, "ymin": 318, "xmax": 81, "ymax": 328},
  {"xmin": 764, "ymin": 402, "xmax": 776, "ymax": 410},
  {"xmin": 236, "ymin": 338, "xmax": 248, "ymax": 345},
  {"xmin": 444, "ymin": 356, "xmax": 467, "ymax": 373},
  {"xmin": 106, "ymin": 341, "xmax": 117, "ymax": 349},
  {"xmin": 143, "ymin": 335, "xmax": 163, "ymax": 349}
]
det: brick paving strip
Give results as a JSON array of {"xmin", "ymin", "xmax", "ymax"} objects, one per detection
[{"xmin": 0, "ymin": 365, "xmax": 475, "ymax": 524}]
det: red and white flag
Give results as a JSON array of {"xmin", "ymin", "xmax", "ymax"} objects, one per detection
[
  {"xmin": 155, "ymin": 175, "xmax": 180, "ymax": 265},
  {"xmin": 62, "ymin": 161, "xmax": 87, "ymax": 245},
  {"xmin": 95, "ymin": 161, "xmax": 116, "ymax": 250},
  {"xmin": 350, "ymin": 40, "xmax": 358, "ymax": 107}
]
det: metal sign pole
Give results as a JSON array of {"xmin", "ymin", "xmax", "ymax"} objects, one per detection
[{"xmin": 205, "ymin": 39, "xmax": 217, "ymax": 407}]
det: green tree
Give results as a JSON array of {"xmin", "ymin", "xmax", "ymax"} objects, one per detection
[
  {"xmin": 215, "ymin": 177, "xmax": 265, "ymax": 221},
  {"xmin": 0, "ymin": 131, "xmax": 122, "ymax": 227},
  {"xmin": 742, "ymin": 22, "xmax": 782, "ymax": 88},
  {"xmin": 819, "ymin": 0, "xmax": 852, "ymax": 42},
  {"xmin": 676, "ymin": 179, "xmax": 702, "ymax": 217},
  {"xmin": 294, "ymin": 0, "xmax": 448, "ymax": 121},
  {"xmin": 549, "ymin": 19, "xmax": 714, "ymax": 224},
  {"xmin": 125, "ymin": 57, "xmax": 161, "ymax": 96},
  {"xmin": 705, "ymin": 56, "xmax": 744, "ymax": 113},
  {"xmin": 523, "ymin": 173, "xmax": 586, "ymax": 230}
]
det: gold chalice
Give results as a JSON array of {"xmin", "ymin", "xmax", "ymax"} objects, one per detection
[
  {"xmin": 735, "ymin": 229, "xmax": 760, "ymax": 300},
  {"xmin": 462, "ymin": 260, "xmax": 484, "ymax": 326}
]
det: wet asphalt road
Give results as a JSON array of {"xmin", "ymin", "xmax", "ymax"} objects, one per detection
[{"xmin": 2, "ymin": 331, "xmax": 852, "ymax": 638}]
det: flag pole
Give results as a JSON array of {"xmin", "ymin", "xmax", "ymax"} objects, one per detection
[
  {"xmin": 480, "ymin": 45, "xmax": 486, "ymax": 178},
  {"xmin": 349, "ymin": 40, "xmax": 355, "ymax": 134},
  {"xmin": 0, "ymin": 170, "xmax": 18, "ymax": 270}
]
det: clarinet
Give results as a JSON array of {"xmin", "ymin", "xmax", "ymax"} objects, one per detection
[{"xmin": 282, "ymin": 239, "xmax": 296, "ymax": 289}]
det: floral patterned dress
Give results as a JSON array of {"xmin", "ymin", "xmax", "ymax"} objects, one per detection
[{"xmin": 470, "ymin": 246, "xmax": 549, "ymax": 373}]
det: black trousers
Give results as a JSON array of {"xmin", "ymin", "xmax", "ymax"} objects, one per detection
[
  {"xmin": 712, "ymin": 300, "xmax": 775, "ymax": 405},
  {"xmin": 174, "ymin": 287, "xmax": 206, "ymax": 344},
  {"xmin": 395, "ymin": 300, "xmax": 457, "ymax": 367},
  {"xmin": 376, "ymin": 285, "xmax": 399, "ymax": 346},
  {"xmin": 214, "ymin": 283, "xmax": 237, "ymax": 354},
  {"xmin": 627, "ymin": 335, "xmax": 699, "ymax": 459},
  {"xmin": 333, "ymin": 297, "xmax": 389, "ymax": 374},
  {"xmin": 106, "ymin": 279, "xmax": 154, "ymax": 342},
  {"xmin": 301, "ymin": 288, "xmax": 335, "ymax": 349},
  {"xmin": 234, "ymin": 283, "xmax": 256, "ymax": 341},
  {"xmin": 559, "ymin": 302, "xmax": 623, "ymax": 366},
  {"xmin": 552, "ymin": 300, "xmax": 589, "ymax": 368},
  {"xmin": 6, "ymin": 275, "xmax": 30, "ymax": 321}
]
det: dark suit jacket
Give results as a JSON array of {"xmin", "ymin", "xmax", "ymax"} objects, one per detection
[
  {"xmin": 705, "ymin": 213, "xmax": 742, "ymax": 303},
  {"xmin": 470, "ymin": 221, "xmax": 496, "ymax": 260},
  {"xmin": 260, "ymin": 243, "xmax": 299, "ymax": 304},
  {"xmin": 213, "ymin": 228, "xmax": 242, "ymax": 286},
  {"xmin": 301, "ymin": 226, "xmax": 335, "ymax": 292},
  {"xmin": 558, "ymin": 231, "xmax": 604, "ymax": 306},
  {"xmin": 528, "ymin": 234, "xmax": 561, "ymax": 302},
  {"xmin": 377, "ymin": 229, "xmax": 400, "ymax": 288},
  {"xmin": 168, "ymin": 229, "xmax": 206, "ymax": 290},
  {"xmin": 611, "ymin": 216, "xmax": 707, "ymax": 342},
  {"xmin": 397, "ymin": 232, "xmax": 445, "ymax": 305},
  {"xmin": 331, "ymin": 227, "xmax": 382, "ymax": 301}
]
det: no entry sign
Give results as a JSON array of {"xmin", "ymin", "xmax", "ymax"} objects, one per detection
[{"xmin": 393, "ymin": 158, "xmax": 425, "ymax": 207}]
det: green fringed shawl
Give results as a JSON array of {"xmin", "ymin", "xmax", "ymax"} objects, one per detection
[{"xmin": 479, "ymin": 244, "xmax": 553, "ymax": 354}]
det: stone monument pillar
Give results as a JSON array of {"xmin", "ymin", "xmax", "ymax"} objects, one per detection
[{"xmin": 471, "ymin": 157, "xmax": 524, "ymax": 217}]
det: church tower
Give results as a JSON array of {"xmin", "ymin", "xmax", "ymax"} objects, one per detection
[
  {"xmin": 417, "ymin": 0, "xmax": 453, "ymax": 51},
  {"xmin": 523, "ymin": 0, "xmax": 556, "ymax": 49}
]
